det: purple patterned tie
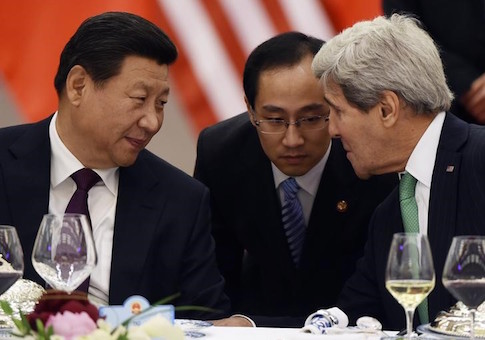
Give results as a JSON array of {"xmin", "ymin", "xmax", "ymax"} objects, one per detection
[
  {"xmin": 65, "ymin": 168, "xmax": 100, "ymax": 292},
  {"xmin": 65, "ymin": 168, "xmax": 101, "ymax": 218}
]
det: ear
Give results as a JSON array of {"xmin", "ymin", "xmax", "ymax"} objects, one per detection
[
  {"xmin": 379, "ymin": 90, "xmax": 400, "ymax": 128},
  {"xmin": 65, "ymin": 65, "xmax": 89, "ymax": 106},
  {"xmin": 244, "ymin": 96, "xmax": 257, "ymax": 127}
]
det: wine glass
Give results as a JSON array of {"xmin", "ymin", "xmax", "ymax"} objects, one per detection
[
  {"xmin": 0, "ymin": 225, "xmax": 24, "ymax": 328},
  {"xmin": 0, "ymin": 225, "xmax": 23, "ymax": 295},
  {"xmin": 31, "ymin": 214, "xmax": 97, "ymax": 293},
  {"xmin": 385, "ymin": 233, "xmax": 435, "ymax": 338},
  {"xmin": 442, "ymin": 235, "xmax": 485, "ymax": 340}
]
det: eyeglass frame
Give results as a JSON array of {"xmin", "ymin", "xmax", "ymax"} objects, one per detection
[{"xmin": 250, "ymin": 109, "xmax": 330, "ymax": 135}]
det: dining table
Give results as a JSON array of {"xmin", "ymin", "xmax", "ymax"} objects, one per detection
[{"xmin": 184, "ymin": 326, "xmax": 399, "ymax": 340}]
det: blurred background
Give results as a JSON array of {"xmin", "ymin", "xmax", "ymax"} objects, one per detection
[{"xmin": 0, "ymin": 0, "xmax": 382, "ymax": 174}]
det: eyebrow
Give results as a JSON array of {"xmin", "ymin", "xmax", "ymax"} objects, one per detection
[
  {"xmin": 132, "ymin": 81, "xmax": 170, "ymax": 96},
  {"xmin": 260, "ymin": 105, "xmax": 285, "ymax": 113},
  {"xmin": 324, "ymin": 95, "xmax": 340, "ymax": 111},
  {"xmin": 161, "ymin": 87, "xmax": 170, "ymax": 96},
  {"xmin": 298, "ymin": 103, "xmax": 326, "ymax": 114}
]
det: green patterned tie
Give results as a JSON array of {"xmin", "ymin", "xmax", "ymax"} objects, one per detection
[{"xmin": 399, "ymin": 172, "xmax": 429, "ymax": 325}]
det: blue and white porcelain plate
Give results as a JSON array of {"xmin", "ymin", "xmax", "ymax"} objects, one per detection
[
  {"xmin": 174, "ymin": 319, "xmax": 213, "ymax": 338},
  {"xmin": 175, "ymin": 319, "xmax": 213, "ymax": 328}
]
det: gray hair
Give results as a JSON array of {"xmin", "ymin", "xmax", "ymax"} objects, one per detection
[{"xmin": 312, "ymin": 14, "xmax": 453, "ymax": 114}]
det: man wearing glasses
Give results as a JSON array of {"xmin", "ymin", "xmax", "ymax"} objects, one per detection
[{"xmin": 194, "ymin": 32, "xmax": 397, "ymax": 327}]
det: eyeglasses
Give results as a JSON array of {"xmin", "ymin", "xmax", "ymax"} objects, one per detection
[{"xmin": 252, "ymin": 114, "xmax": 329, "ymax": 134}]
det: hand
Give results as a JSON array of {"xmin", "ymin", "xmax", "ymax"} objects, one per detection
[
  {"xmin": 211, "ymin": 315, "xmax": 254, "ymax": 327},
  {"xmin": 461, "ymin": 73, "xmax": 485, "ymax": 123}
]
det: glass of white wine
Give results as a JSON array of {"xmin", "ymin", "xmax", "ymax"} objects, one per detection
[
  {"xmin": 31, "ymin": 214, "xmax": 97, "ymax": 293},
  {"xmin": 385, "ymin": 233, "xmax": 435, "ymax": 338},
  {"xmin": 442, "ymin": 235, "xmax": 485, "ymax": 340}
]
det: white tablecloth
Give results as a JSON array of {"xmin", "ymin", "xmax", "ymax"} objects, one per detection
[{"xmin": 199, "ymin": 326, "xmax": 391, "ymax": 340}]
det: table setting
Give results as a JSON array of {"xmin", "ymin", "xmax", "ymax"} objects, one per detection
[
  {"xmin": 380, "ymin": 234, "xmax": 485, "ymax": 339},
  {"xmin": 0, "ymin": 216, "xmax": 485, "ymax": 339}
]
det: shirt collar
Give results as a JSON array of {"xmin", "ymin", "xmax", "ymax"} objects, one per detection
[
  {"xmin": 272, "ymin": 139, "xmax": 332, "ymax": 196},
  {"xmin": 405, "ymin": 112, "xmax": 446, "ymax": 187},
  {"xmin": 49, "ymin": 112, "xmax": 119, "ymax": 195}
]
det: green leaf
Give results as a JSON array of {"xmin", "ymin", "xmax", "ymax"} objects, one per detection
[
  {"xmin": 36, "ymin": 323, "xmax": 53, "ymax": 340},
  {"xmin": 117, "ymin": 332, "xmax": 130, "ymax": 340},
  {"xmin": 2, "ymin": 307, "xmax": 31, "ymax": 336},
  {"xmin": 46, "ymin": 325, "xmax": 54, "ymax": 338},
  {"xmin": 12, "ymin": 319, "xmax": 26, "ymax": 334},
  {"xmin": 36, "ymin": 319, "xmax": 45, "ymax": 337},
  {"xmin": 0, "ymin": 300, "xmax": 14, "ymax": 316},
  {"xmin": 19, "ymin": 312, "xmax": 32, "ymax": 334}
]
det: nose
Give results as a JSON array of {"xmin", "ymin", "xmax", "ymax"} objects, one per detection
[
  {"xmin": 328, "ymin": 115, "xmax": 340, "ymax": 138},
  {"xmin": 139, "ymin": 107, "xmax": 163, "ymax": 134},
  {"xmin": 282, "ymin": 124, "xmax": 304, "ymax": 147}
]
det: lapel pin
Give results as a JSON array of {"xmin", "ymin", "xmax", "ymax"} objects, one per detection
[
  {"xmin": 336, "ymin": 200, "xmax": 348, "ymax": 213},
  {"xmin": 446, "ymin": 165, "xmax": 454, "ymax": 173}
]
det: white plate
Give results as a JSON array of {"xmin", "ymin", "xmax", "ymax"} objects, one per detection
[
  {"xmin": 174, "ymin": 319, "xmax": 213, "ymax": 338},
  {"xmin": 417, "ymin": 323, "xmax": 483, "ymax": 339},
  {"xmin": 175, "ymin": 319, "xmax": 213, "ymax": 329}
]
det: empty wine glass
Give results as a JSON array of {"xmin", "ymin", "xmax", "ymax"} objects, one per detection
[
  {"xmin": 31, "ymin": 214, "xmax": 97, "ymax": 293},
  {"xmin": 385, "ymin": 233, "xmax": 435, "ymax": 338},
  {"xmin": 0, "ymin": 225, "xmax": 23, "ymax": 295},
  {"xmin": 442, "ymin": 235, "xmax": 485, "ymax": 340}
]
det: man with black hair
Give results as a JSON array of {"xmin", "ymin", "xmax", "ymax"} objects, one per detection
[
  {"xmin": 195, "ymin": 32, "xmax": 397, "ymax": 327},
  {"xmin": 0, "ymin": 11, "xmax": 229, "ymax": 319}
]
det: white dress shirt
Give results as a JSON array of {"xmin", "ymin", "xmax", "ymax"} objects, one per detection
[
  {"xmin": 48, "ymin": 112, "xmax": 119, "ymax": 305},
  {"xmin": 404, "ymin": 111, "xmax": 446, "ymax": 235},
  {"xmin": 272, "ymin": 140, "xmax": 332, "ymax": 226}
]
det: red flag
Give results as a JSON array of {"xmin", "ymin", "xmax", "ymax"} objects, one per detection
[{"xmin": 0, "ymin": 0, "xmax": 382, "ymax": 134}]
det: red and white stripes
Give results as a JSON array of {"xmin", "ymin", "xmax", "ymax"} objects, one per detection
[
  {"xmin": 0, "ymin": 0, "xmax": 382, "ymax": 135},
  {"xmin": 157, "ymin": 0, "xmax": 335, "ymax": 130}
]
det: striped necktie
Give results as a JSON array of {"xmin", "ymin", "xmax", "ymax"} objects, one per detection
[
  {"xmin": 281, "ymin": 177, "xmax": 306, "ymax": 267},
  {"xmin": 399, "ymin": 172, "xmax": 429, "ymax": 324}
]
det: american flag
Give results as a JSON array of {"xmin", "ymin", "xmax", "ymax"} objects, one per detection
[{"xmin": 0, "ymin": 0, "xmax": 382, "ymax": 172}]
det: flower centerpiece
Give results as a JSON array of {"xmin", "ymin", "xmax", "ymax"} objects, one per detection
[{"xmin": 0, "ymin": 290, "xmax": 184, "ymax": 340}]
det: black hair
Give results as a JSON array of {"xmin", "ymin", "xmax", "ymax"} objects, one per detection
[
  {"xmin": 243, "ymin": 31, "xmax": 324, "ymax": 109},
  {"xmin": 54, "ymin": 11, "xmax": 177, "ymax": 96}
]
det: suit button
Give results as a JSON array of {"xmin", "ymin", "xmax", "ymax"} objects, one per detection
[{"xmin": 336, "ymin": 200, "xmax": 348, "ymax": 213}]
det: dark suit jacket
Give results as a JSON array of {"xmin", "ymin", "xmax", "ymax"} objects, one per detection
[
  {"xmin": 0, "ymin": 116, "xmax": 230, "ymax": 319},
  {"xmin": 194, "ymin": 113, "xmax": 398, "ymax": 327},
  {"xmin": 383, "ymin": 0, "xmax": 485, "ymax": 123},
  {"xmin": 338, "ymin": 113, "xmax": 485, "ymax": 329}
]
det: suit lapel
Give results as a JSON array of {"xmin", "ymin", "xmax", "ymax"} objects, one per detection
[
  {"xmin": 3, "ymin": 118, "xmax": 51, "ymax": 281},
  {"xmin": 428, "ymin": 113, "xmax": 467, "ymax": 316},
  {"xmin": 302, "ymin": 140, "xmax": 358, "ymax": 268},
  {"xmin": 109, "ymin": 152, "xmax": 163, "ymax": 303},
  {"xmin": 238, "ymin": 131, "xmax": 296, "ymax": 278}
]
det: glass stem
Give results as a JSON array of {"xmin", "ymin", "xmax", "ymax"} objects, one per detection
[
  {"xmin": 405, "ymin": 308, "xmax": 415, "ymax": 338},
  {"xmin": 470, "ymin": 308, "xmax": 476, "ymax": 340}
]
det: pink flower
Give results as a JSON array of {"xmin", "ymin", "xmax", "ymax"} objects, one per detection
[
  {"xmin": 46, "ymin": 311, "xmax": 97, "ymax": 340},
  {"xmin": 28, "ymin": 290, "xmax": 99, "ymax": 331}
]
